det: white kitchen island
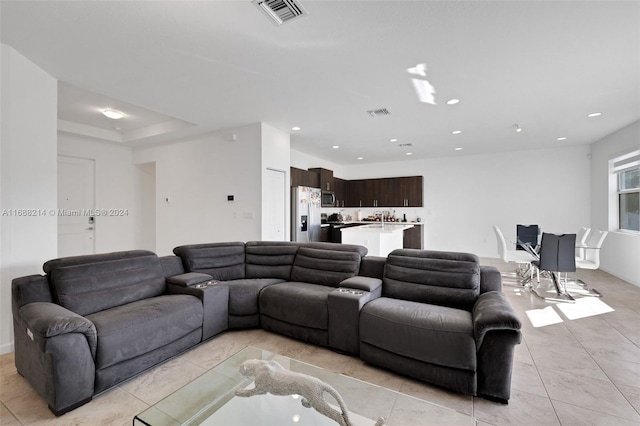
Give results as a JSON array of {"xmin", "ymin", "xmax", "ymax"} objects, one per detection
[{"xmin": 340, "ymin": 223, "xmax": 414, "ymax": 257}]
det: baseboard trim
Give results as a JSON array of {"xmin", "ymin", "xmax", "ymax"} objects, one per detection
[{"xmin": 0, "ymin": 341, "xmax": 15, "ymax": 355}]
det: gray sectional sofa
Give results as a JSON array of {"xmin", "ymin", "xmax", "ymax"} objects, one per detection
[{"xmin": 11, "ymin": 241, "xmax": 521, "ymax": 416}]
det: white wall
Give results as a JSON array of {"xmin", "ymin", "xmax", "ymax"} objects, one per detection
[
  {"xmin": 0, "ymin": 45, "xmax": 58, "ymax": 354},
  {"xmin": 294, "ymin": 145, "xmax": 592, "ymax": 258},
  {"xmin": 133, "ymin": 124, "xmax": 263, "ymax": 255},
  {"xmin": 591, "ymin": 121, "xmax": 640, "ymax": 286},
  {"xmin": 261, "ymin": 123, "xmax": 291, "ymax": 240},
  {"xmin": 134, "ymin": 162, "xmax": 156, "ymax": 251},
  {"xmin": 58, "ymin": 133, "xmax": 137, "ymax": 252}
]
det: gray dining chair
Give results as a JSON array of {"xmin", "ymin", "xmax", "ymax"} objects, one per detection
[{"xmin": 532, "ymin": 232, "xmax": 576, "ymax": 302}]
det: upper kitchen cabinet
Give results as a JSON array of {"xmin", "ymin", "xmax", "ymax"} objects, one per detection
[
  {"xmin": 333, "ymin": 177, "xmax": 347, "ymax": 208},
  {"xmin": 346, "ymin": 176, "xmax": 423, "ymax": 207},
  {"xmin": 290, "ymin": 167, "xmax": 320, "ymax": 188},
  {"xmin": 309, "ymin": 168, "xmax": 334, "ymax": 192},
  {"xmin": 395, "ymin": 176, "xmax": 423, "ymax": 207}
]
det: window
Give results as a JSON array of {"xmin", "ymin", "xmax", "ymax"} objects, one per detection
[{"xmin": 613, "ymin": 150, "xmax": 640, "ymax": 232}]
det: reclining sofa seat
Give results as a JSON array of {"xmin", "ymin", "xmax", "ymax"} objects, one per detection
[
  {"xmin": 11, "ymin": 250, "xmax": 204, "ymax": 416},
  {"xmin": 173, "ymin": 241, "xmax": 300, "ymax": 329},
  {"xmin": 173, "ymin": 241, "xmax": 374, "ymax": 348},
  {"xmin": 258, "ymin": 242, "xmax": 371, "ymax": 349},
  {"xmin": 359, "ymin": 249, "xmax": 521, "ymax": 403}
]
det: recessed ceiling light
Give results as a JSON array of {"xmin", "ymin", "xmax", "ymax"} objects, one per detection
[
  {"xmin": 452, "ymin": 130, "xmax": 462, "ymax": 135},
  {"xmin": 102, "ymin": 109, "xmax": 125, "ymax": 120},
  {"xmin": 455, "ymin": 147, "xmax": 463, "ymax": 151},
  {"xmin": 446, "ymin": 99, "xmax": 460, "ymax": 105},
  {"xmin": 514, "ymin": 124, "xmax": 522, "ymax": 133},
  {"xmin": 291, "ymin": 126, "xmax": 301, "ymax": 131},
  {"xmin": 587, "ymin": 112, "xmax": 602, "ymax": 118},
  {"xmin": 557, "ymin": 137, "xmax": 567, "ymax": 141},
  {"xmin": 406, "ymin": 152, "xmax": 413, "ymax": 156},
  {"xmin": 357, "ymin": 157, "xmax": 364, "ymax": 160},
  {"xmin": 389, "ymin": 138, "xmax": 398, "ymax": 142},
  {"xmin": 332, "ymin": 145, "xmax": 340, "ymax": 149}
]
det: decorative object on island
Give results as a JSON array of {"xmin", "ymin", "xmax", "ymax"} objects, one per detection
[{"xmin": 236, "ymin": 359, "xmax": 386, "ymax": 426}]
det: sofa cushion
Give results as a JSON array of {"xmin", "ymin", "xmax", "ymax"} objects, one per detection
[
  {"xmin": 47, "ymin": 252, "xmax": 165, "ymax": 316},
  {"xmin": 245, "ymin": 241, "xmax": 299, "ymax": 280},
  {"xmin": 383, "ymin": 249, "xmax": 480, "ymax": 311},
  {"xmin": 86, "ymin": 294, "xmax": 203, "ymax": 369},
  {"xmin": 260, "ymin": 282, "xmax": 335, "ymax": 330},
  {"xmin": 360, "ymin": 297, "xmax": 476, "ymax": 371},
  {"xmin": 173, "ymin": 242, "xmax": 246, "ymax": 280},
  {"xmin": 290, "ymin": 244, "xmax": 365, "ymax": 287},
  {"xmin": 226, "ymin": 278, "xmax": 285, "ymax": 316}
]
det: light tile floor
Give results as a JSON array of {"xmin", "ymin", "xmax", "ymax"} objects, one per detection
[{"xmin": 1, "ymin": 260, "xmax": 639, "ymax": 425}]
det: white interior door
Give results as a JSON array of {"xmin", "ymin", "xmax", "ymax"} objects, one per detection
[
  {"xmin": 58, "ymin": 155, "xmax": 95, "ymax": 257},
  {"xmin": 263, "ymin": 169, "xmax": 286, "ymax": 241}
]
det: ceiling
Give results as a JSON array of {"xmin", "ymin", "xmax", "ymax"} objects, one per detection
[{"xmin": 1, "ymin": 1, "xmax": 638, "ymax": 164}]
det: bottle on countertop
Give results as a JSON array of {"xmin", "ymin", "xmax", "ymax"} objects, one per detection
[{"xmin": 402, "ymin": 213, "xmax": 407, "ymax": 222}]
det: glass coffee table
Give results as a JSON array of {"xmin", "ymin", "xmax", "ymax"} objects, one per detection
[{"xmin": 134, "ymin": 346, "xmax": 474, "ymax": 425}]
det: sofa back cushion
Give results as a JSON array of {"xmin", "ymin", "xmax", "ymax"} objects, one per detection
[
  {"xmin": 173, "ymin": 242, "xmax": 246, "ymax": 281},
  {"xmin": 383, "ymin": 249, "xmax": 480, "ymax": 311},
  {"xmin": 290, "ymin": 243, "xmax": 366, "ymax": 287},
  {"xmin": 43, "ymin": 250, "xmax": 165, "ymax": 316},
  {"xmin": 245, "ymin": 241, "xmax": 300, "ymax": 280}
]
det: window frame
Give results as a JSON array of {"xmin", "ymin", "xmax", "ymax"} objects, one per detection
[{"xmin": 613, "ymin": 151, "xmax": 640, "ymax": 234}]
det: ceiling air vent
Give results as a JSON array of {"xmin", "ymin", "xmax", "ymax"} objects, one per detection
[
  {"xmin": 253, "ymin": 0, "xmax": 307, "ymax": 26},
  {"xmin": 367, "ymin": 108, "xmax": 391, "ymax": 117}
]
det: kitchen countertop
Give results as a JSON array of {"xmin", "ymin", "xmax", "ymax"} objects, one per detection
[
  {"xmin": 324, "ymin": 221, "xmax": 424, "ymax": 225},
  {"xmin": 340, "ymin": 223, "xmax": 414, "ymax": 233}
]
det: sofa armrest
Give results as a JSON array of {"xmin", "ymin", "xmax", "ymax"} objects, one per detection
[
  {"xmin": 166, "ymin": 272, "xmax": 214, "ymax": 287},
  {"xmin": 480, "ymin": 266, "xmax": 502, "ymax": 293},
  {"xmin": 19, "ymin": 302, "xmax": 97, "ymax": 357},
  {"xmin": 12, "ymin": 275, "xmax": 53, "ymax": 314},
  {"xmin": 339, "ymin": 276, "xmax": 382, "ymax": 296},
  {"xmin": 15, "ymin": 302, "xmax": 97, "ymax": 415},
  {"xmin": 472, "ymin": 291, "xmax": 521, "ymax": 349}
]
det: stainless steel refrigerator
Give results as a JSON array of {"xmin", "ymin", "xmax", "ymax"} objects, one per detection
[{"xmin": 291, "ymin": 186, "xmax": 321, "ymax": 242}]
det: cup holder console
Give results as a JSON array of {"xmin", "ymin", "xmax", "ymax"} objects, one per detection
[
  {"xmin": 193, "ymin": 280, "xmax": 218, "ymax": 289},
  {"xmin": 337, "ymin": 288, "xmax": 364, "ymax": 296}
]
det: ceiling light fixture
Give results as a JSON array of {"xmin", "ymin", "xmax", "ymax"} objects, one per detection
[
  {"xmin": 389, "ymin": 138, "xmax": 398, "ymax": 142},
  {"xmin": 332, "ymin": 145, "xmax": 340, "ymax": 149},
  {"xmin": 406, "ymin": 152, "xmax": 413, "ymax": 156},
  {"xmin": 357, "ymin": 157, "xmax": 364, "ymax": 160},
  {"xmin": 446, "ymin": 99, "xmax": 460, "ymax": 105},
  {"xmin": 455, "ymin": 147, "xmax": 463, "ymax": 151},
  {"xmin": 557, "ymin": 137, "xmax": 567, "ymax": 141},
  {"xmin": 291, "ymin": 126, "xmax": 301, "ymax": 131},
  {"xmin": 514, "ymin": 124, "xmax": 522, "ymax": 133},
  {"xmin": 102, "ymin": 109, "xmax": 125, "ymax": 120},
  {"xmin": 452, "ymin": 130, "xmax": 462, "ymax": 135},
  {"xmin": 587, "ymin": 112, "xmax": 602, "ymax": 118}
]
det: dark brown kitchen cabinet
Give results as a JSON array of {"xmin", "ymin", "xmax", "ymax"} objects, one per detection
[
  {"xmin": 309, "ymin": 168, "xmax": 334, "ymax": 192},
  {"xmin": 333, "ymin": 177, "xmax": 347, "ymax": 207},
  {"xmin": 320, "ymin": 226, "xmax": 330, "ymax": 242},
  {"xmin": 290, "ymin": 167, "xmax": 320, "ymax": 188},
  {"xmin": 346, "ymin": 176, "xmax": 423, "ymax": 208},
  {"xmin": 395, "ymin": 176, "xmax": 423, "ymax": 207},
  {"xmin": 403, "ymin": 226, "xmax": 423, "ymax": 249}
]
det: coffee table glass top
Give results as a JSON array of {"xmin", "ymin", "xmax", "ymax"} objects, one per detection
[{"xmin": 134, "ymin": 346, "xmax": 474, "ymax": 425}]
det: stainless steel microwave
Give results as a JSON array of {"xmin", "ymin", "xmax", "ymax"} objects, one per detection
[{"xmin": 321, "ymin": 191, "xmax": 336, "ymax": 207}]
